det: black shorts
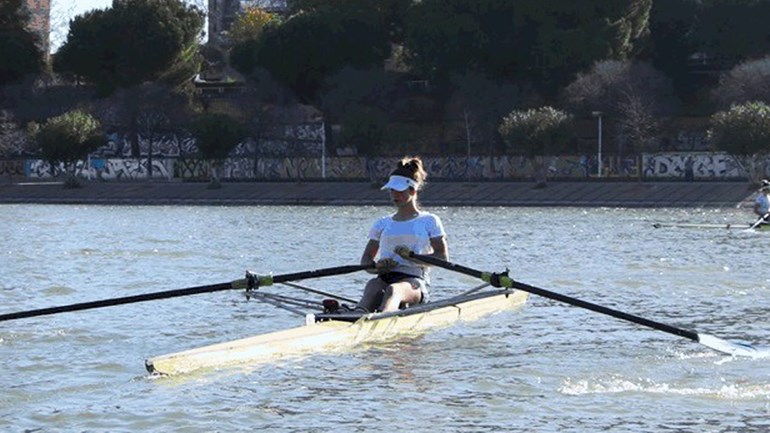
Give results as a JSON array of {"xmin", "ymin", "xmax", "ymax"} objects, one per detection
[{"xmin": 378, "ymin": 272, "xmax": 415, "ymax": 284}]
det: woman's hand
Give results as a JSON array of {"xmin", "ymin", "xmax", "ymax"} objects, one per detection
[
  {"xmin": 375, "ymin": 258, "xmax": 398, "ymax": 274},
  {"xmin": 394, "ymin": 245, "xmax": 413, "ymax": 259}
]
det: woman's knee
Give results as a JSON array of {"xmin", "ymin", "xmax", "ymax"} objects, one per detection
[
  {"xmin": 383, "ymin": 283, "xmax": 418, "ymax": 302},
  {"xmin": 363, "ymin": 280, "xmax": 383, "ymax": 295}
]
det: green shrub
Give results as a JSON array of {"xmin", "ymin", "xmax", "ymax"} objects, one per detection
[
  {"xmin": 498, "ymin": 106, "xmax": 573, "ymax": 157},
  {"xmin": 709, "ymin": 101, "xmax": 770, "ymax": 155},
  {"xmin": 35, "ymin": 110, "xmax": 105, "ymax": 184}
]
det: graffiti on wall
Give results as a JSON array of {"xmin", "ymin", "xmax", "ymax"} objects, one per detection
[
  {"xmin": 674, "ymin": 130, "xmax": 709, "ymax": 151},
  {"xmin": 174, "ymin": 159, "xmax": 208, "ymax": 179},
  {"xmin": 96, "ymin": 122, "xmax": 325, "ymax": 159},
  {"xmin": 26, "ymin": 159, "xmax": 173, "ymax": 180},
  {"xmin": 643, "ymin": 153, "xmax": 743, "ymax": 179},
  {"xmin": 0, "ymin": 160, "xmax": 25, "ymax": 178},
  {"xmin": 12, "ymin": 152, "xmax": 768, "ymax": 181}
]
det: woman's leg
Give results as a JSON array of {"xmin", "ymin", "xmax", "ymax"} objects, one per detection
[
  {"xmin": 357, "ymin": 278, "xmax": 387, "ymax": 312},
  {"xmin": 378, "ymin": 280, "xmax": 423, "ymax": 312}
]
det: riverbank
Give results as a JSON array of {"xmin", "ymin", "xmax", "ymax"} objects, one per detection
[{"xmin": 0, "ymin": 180, "xmax": 758, "ymax": 208}]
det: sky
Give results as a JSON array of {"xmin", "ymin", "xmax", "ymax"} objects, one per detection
[
  {"xmin": 49, "ymin": 0, "xmax": 207, "ymax": 52},
  {"xmin": 49, "ymin": 0, "xmax": 111, "ymax": 51}
]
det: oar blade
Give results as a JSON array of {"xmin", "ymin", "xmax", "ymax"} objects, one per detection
[{"xmin": 698, "ymin": 333, "xmax": 770, "ymax": 358}]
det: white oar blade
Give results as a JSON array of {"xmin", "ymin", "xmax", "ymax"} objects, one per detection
[{"xmin": 698, "ymin": 333, "xmax": 770, "ymax": 358}]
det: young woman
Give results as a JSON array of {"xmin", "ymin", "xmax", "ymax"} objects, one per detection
[
  {"xmin": 754, "ymin": 179, "xmax": 770, "ymax": 222},
  {"xmin": 356, "ymin": 156, "xmax": 448, "ymax": 313}
]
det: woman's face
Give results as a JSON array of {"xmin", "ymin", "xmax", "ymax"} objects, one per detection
[{"xmin": 389, "ymin": 188, "xmax": 415, "ymax": 207}]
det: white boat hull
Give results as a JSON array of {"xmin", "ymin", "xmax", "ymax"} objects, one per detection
[{"xmin": 146, "ymin": 289, "xmax": 528, "ymax": 376}]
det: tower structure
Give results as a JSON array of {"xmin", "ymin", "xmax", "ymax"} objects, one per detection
[
  {"xmin": 208, "ymin": 0, "xmax": 242, "ymax": 47},
  {"xmin": 24, "ymin": 0, "xmax": 51, "ymax": 56},
  {"xmin": 207, "ymin": 0, "xmax": 287, "ymax": 47}
]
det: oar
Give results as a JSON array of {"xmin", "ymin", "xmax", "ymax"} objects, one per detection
[
  {"xmin": 0, "ymin": 264, "xmax": 372, "ymax": 322},
  {"xmin": 749, "ymin": 212, "xmax": 769, "ymax": 230},
  {"xmin": 652, "ymin": 222, "xmax": 750, "ymax": 230},
  {"xmin": 409, "ymin": 253, "xmax": 770, "ymax": 358}
]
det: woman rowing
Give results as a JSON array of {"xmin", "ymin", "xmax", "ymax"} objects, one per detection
[
  {"xmin": 356, "ymin": 156, "xmax": 448, "ymax": 313},
  {"xmin": 753, "ymin": 179, "xmax": 770, "ymax": 225}
]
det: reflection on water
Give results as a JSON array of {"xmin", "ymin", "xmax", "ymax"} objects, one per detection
[{"xmin": 1, "ymin": 204, "xmax": 770, "ymax": 432}]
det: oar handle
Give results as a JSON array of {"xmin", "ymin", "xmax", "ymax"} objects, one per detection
[{"xmin": 409, "ymin": 253, "xmax": 700, "ymax": 342}]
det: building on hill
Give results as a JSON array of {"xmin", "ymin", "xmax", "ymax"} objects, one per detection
[
  {"xmin": 202, "ymin": 1, "xmax": 287, "ymax": 84},
  {"xmin": 24, "ymin": 0, "xmax": 50, "ymax": 58},
  {"xmin": 208, "ymin": 0, "xmax": 287, "ymax": 48}
]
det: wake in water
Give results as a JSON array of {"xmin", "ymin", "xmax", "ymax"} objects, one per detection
[{"xmin": 560, "ymin": 376, "xmax": 770, "ymax": 400}]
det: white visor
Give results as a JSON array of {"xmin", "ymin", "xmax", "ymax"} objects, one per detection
[{"xmin": 381, "ymin": 175, "xmax": 418, "ymax": 191}]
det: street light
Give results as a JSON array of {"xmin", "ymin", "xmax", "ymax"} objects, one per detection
[{"xmin": 592, "ymin": 111, "xmax": 603, "ymax": 178}]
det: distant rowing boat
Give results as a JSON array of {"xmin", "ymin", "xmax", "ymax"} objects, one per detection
[
  {"xmin": 145, "ymin": 287, "xmax": 528, "ymax": 376},
  {"xmin": 652, "ymin": 222, "xmax": 770, "ymax": 231}
]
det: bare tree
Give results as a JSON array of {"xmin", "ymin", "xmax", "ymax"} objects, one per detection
[
  {"xmin": 711, "ymin": 56, "xmax": 770, "ymax": 110},
  {"xmin": 617, "ymin": 90, "xmax": 661, "ymax": 154},
  {"xmin": 563, "ymin": 59, "xmax": 677, "ymax": 155},
  {"xmin": 0, "ymin": 110, "xmax": 32, "ymax": 159}
]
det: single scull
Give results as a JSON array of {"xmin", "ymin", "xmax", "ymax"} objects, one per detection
[{"xmin": 145, "ymin": 286, "xmax": 528, "ymax": 376}]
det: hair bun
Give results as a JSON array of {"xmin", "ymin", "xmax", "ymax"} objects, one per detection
[{"xmin": 389, "ymin": 156, "xmax": 426, "ymax": 188}]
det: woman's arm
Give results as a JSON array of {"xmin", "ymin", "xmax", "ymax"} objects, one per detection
[
  {"xmin": 429, "ymin": 236, "xmax": 448, "ymax": 261},
  {"xmin": 361, "ymin": 239, "xmax": 378, "ymax": 272},
  {"xmin": 362, "ymin": 239, "xmax": 398, "ymax": 274},
  {"xmin": 394, "ymin": 236, "xmax": 447, "ymax": 267}
]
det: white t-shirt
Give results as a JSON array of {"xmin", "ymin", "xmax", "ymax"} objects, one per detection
[{"xmin": 368, "ymin": 212, "xmax": 446, "ymax": 280}]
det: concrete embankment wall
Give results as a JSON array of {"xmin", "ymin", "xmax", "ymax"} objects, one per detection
[{"xmin": 0, "ymin": 180, "xmax": 758, "ymax": 208}]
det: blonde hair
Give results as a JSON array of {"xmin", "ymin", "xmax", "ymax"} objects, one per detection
[{"xmin": 390, "ymin": 156, "xmax": 427, "ymax": 190}]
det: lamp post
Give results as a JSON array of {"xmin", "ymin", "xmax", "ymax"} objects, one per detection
[{"xmin": 592, "ymin": 111, "xmax": 603, "ymax": 177}]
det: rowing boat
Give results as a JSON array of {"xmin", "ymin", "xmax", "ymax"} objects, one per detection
[
  {"xmin": 3, "ymin": 257, "xmax": 767, "ymax": 372},
  {"xmin": 652, "ymin": 222, "xmax": 770, "ymax": 231},
  {"xmin": 145, "ymin": 287, "xmax": 528, "ymax": 376}
]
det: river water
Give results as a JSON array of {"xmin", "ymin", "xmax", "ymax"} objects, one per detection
[{"xmin": 1, "ymin": 204, "xmax": 769, "ymax": 432}]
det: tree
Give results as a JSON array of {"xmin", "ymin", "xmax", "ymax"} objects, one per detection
[
  {"xmin": 402, "ymin": 0, "xmax": 490, "ymax": 81},
  {"xmin": 403, "ymin": 0, "xmax": 652, "ymax": 93},
  {"xmin": 318, "ymin": 67, "xmax": 398, "ymax": 124},
  {"xmin": 710, "ymin": 102, "xmax": 770, "ymax": 155},
  {"xmin": 228, "ymin": 5, "xmax": 278, "ymax": 44},
  {"xmin": 54, "ymin": 0, "xmax": 204, "ymax": 94},
  {"xmin": 287, "ymin": 0, "xmax": 412, "ymax": 42},
  {"xmin": 86, "ymin": 83, "xmax": 195, "ymax": 169},
  {"xmin": 0, "ymin": 110, "xmax": 32, "ymax": 158},
  {"xmin": 34, "ymin": 110, "xmax": 105, "ymax": 187},
  {"xmin": 0, "ymin": 0, "xmax": 45, "ymax": 86},
  {"xmin": 563, "ymin": 60, "xmax": 676, "ymax": 155},
  {"xmin": 233, "ymin": 5, "xmax": 390, "ymax": 102},
  {"xmin": 711, "ymin": 56, "xmax": 770, "ymax": 110},
  {"xmin": 189, "ymin": 113, "xmax": 248, "ymax": 187},
  {"xmin": 447, "ymin": 72, "xmax": 542, "ymax": 157},
  {"xmin": 694, "ymin": 0, "xmax": 770, "ymax": 63},
  {"xmin": 498, "ymin": 106, "xmax": 573, "ymax": 186},
  {"xmin": 709, "ymin": 101, "xmax": 770, "ymax": 182},
  {"xmin": 645, "ymin": 0, "xmax": 702, "ymax": 103},
  {"xmin": 339, "ymin": 106, "xmax": 388, "ymax": 156}
]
